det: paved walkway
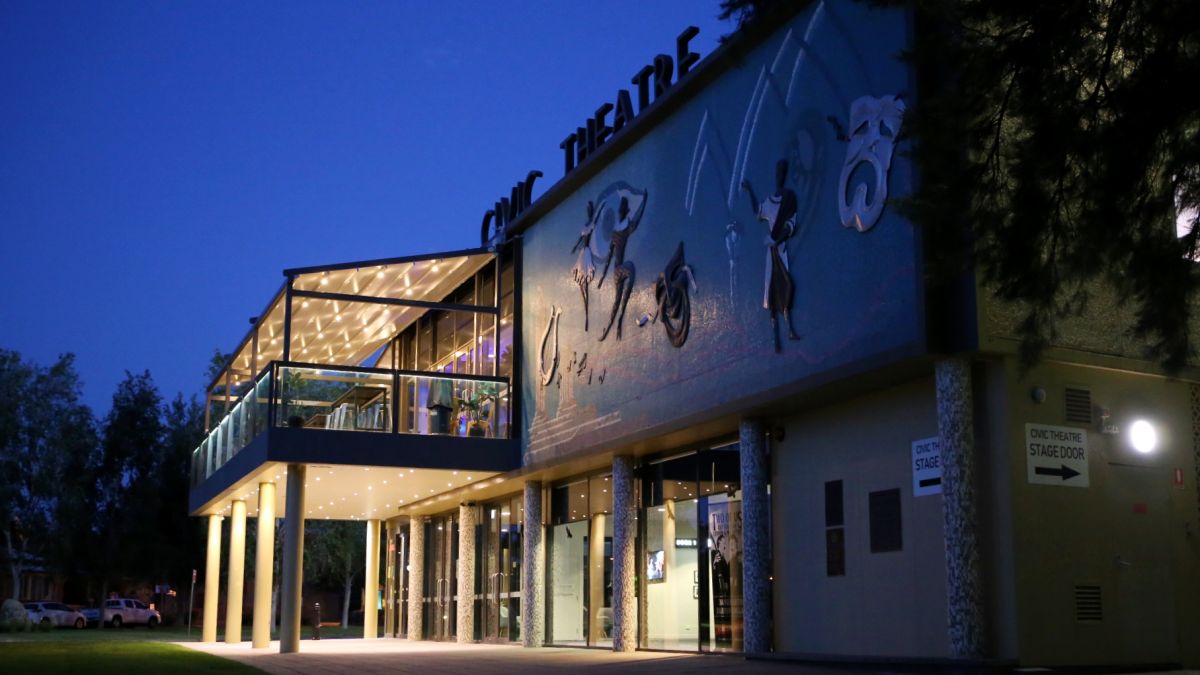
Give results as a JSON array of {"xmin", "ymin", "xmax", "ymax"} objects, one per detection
[
  {"xmin": 183, "ymin": 639, "xmax": 1200, "ymax": 675},
  {"xmin": 182, "ymin": 638, "xmax": 849, "ymax": 674}
]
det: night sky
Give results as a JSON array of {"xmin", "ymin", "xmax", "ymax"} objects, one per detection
[{"xmin": 0, "ymin": 1, "xmax": 729, "ymax": 414}]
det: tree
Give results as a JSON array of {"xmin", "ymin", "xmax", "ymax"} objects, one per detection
[
  {"xmin": 155, "ymin": 394, "xmax": 205, "ymax": 588},
  {"xmin": 92, "ymin": 371, "xmax": 166, "ymax": 609},
  {"xmin": 305, "ymin": 520, "xmax": 364, "ymax": 627},
  {"xmin": 0, "ymin": 351, "xmax": 97, "ymax": 599},
  {"xmin": 722, "ymin": 0, "xmax": 1200, "ymax": 372}
]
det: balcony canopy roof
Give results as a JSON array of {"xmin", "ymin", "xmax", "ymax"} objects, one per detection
[{"xmin": 207, "ymin": 247, "xmax": 497, "ymax": 397}]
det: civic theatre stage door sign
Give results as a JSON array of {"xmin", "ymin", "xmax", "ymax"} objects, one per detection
[
  {"xmin": 911, "ymin": 437, "xmax": 942, "ymax": 497},
  {"xmin": 1025, "ymin": 423, "xmax": 1089, "ymax": 488}
]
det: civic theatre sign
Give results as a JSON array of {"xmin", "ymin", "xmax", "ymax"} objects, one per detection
[
  {"xmin": 481, "ymin": 26, "xmax": 704, "ymax": 246},
  {"xmin": 557, "ymin": 26, "xmax": 702, "ymax": 175}
]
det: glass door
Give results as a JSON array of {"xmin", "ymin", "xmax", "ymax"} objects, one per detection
[
  {"xmin": 639, "ymin": 444, "xmax": 743, "ymax": 652},
  {"xmin": 482, "ymin": 495, "xmax": 523, "ymax": 642},
  {"xmin": 424, "ymin": 514, "xmax": 457, "ymax": 640},
  {"xmin": 392, "ymin": 531, "xmax": 407, "ymax": 638}
]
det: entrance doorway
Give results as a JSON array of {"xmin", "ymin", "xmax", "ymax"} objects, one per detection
[
  {"xmin": 423, "ymin": 514, "xmax": 457, "ymax": 641},
  {"xmin": 1107, "ymin": 464, "xmax": 1179, "ymax": 664},
  {"xmin": 481, "ymin": 495, "xmax": 522, "ymax": 642},
  {"xmin": 546, "ymin": 475, "xmax": 622, "ymax": 647},
  {"xmin": 640, "ymin": 444, "xmax": 743, "ymax": 652}
]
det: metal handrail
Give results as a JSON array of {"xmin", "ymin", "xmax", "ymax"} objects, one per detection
[{"xmin": 191, "ymin": 357, "xmax": 513, "ymax": 487}]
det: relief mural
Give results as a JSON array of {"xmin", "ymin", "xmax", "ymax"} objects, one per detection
[
  {"xmin": 741, "ymin": 159, "xmax": 803, "ymax": 353},
  {"xmin": 835, "ymin": 95, "xmax": 906, "ymax": 233},
  {"xmin": 523, "ymin": 0, "xmax": 921, "ymax": 462}
]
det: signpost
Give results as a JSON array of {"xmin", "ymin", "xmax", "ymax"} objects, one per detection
[
  {"xmin": 911, "ymin": 437, "xmax": 942, "ymax": 496},
  {"xmin": 1025, "ymin": 423, "xmax": 1089, "ymax": 487},
  {"xmin": 187, "ymin": 568, "xmax": 196, "ymax": 637}
]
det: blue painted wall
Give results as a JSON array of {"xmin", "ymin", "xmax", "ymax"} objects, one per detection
[{"xmin": 520, "ymin": 0, "xmax": 923, "ymax": 463}]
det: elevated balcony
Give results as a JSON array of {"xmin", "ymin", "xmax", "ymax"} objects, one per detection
[{"xmin": 188, "ymin": 246, "xmax": 520, "ymax": 518}]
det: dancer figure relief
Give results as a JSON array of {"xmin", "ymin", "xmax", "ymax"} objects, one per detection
[
  {"xmin": 570, "ymin": 202, "xmax": 598, "ymax": 331},
  {"xmin": 741, "ymin": 159, "xmax": 802, "ymax": 353},
  {"xmin": 597, "ymin": 191, "xmax": 648, "ymax": 341}
]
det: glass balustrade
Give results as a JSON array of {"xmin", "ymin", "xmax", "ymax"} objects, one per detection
[
  {"xmin": 190, "ymin": 361, "xmax": 511, "ymax": 486},
  {"xmin": 275, "ymin": 365, "xmax": 394, "ymax": 432}
]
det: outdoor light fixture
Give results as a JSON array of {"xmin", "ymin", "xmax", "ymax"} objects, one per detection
[{"xmin": 1129, "ymin": 420, "xmax": 1158, "ymax": 454}]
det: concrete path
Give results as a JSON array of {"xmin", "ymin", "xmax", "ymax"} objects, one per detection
[
  {"xmin": 181, "ymin": 638, "xmax": 849, "ymax": 674},
  {"xmin": 182, "ymin": 639, "xmax": 1200, "ymax": 675}
]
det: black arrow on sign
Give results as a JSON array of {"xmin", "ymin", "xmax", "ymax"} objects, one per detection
[
  {"xmin": 918, "ymin": 477, "xmax": 941, "ymax": 488},
  {"xmin": 1035, "ymin": 464, "xmax": 1081, "ymax": 481}
]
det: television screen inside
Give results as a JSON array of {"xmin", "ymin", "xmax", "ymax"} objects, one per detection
[{"xmin": 647, "ymin": 549, "xmax": 665, "ymax": 582}]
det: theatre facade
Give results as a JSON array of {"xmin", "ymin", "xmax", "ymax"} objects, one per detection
[{"xmin": 187, "ymin": 0, "xmax": 1200, "ymax": 668}]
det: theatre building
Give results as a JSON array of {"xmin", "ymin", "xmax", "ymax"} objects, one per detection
[{"xmin": 187, "ymin": 0, "xmax": 1200, "ymax": 668}]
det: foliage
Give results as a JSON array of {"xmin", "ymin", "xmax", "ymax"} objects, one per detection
[
  {"xmin": 901, "ymin": 0, "xmax": 1200, "ymax": 371},
  {"xmin": 1, "ymin": 598, "xmax": 28, "ymax": 630},
  {"xmin": 304, "ymin": 519, "xmax": 364, "ymax": 627},
  {"xmin": 722, "ymin": 0, "xmax": 1200, "ymax": 372},
  {"xmin": 0, "ymin": 349, "xmax": 207, "ymax": 615},
  {"xmin": 457, "ymin": 382, "xmax": 498, "ymax": 424},
  {"xmin": 716, "ymin": 0, "xmax": 804, "ymax": 37},
  {"xmin": 0, "ymin": 351, "xmax": 97, "ymax": 599}
]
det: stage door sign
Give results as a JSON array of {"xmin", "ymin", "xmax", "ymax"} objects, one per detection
[
  {"xmin": 911, "ymin": 437, "xmax": 942, "ymax": 497},
  {"xmin": 1025, "ymin": 423, "xmax": 1089, "ymax": 488}
]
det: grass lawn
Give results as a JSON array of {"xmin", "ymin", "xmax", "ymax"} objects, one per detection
[
  {"xmin": 0, "ymin": 621, "xmax": 376, "ymax": 673},
  {"xmin": 0, "ymin": 622, "xmax": 373, "ymax": 643},
  {"xmin": 0, "ymin": 641, "xmax": 261, "ymax": 674}
]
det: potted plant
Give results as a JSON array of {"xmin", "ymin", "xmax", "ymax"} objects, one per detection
[{"xmin": 457, "ymin": 383, "xmax": 498, "ymax": 437}]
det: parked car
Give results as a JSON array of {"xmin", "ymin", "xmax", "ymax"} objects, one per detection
[
  {"xmin": 24, "ymin": 602, "xmax": 87, "ymax": 629},
  {"xmin": 81, "ymin": 598, "xmax": 161, "ymax": 628}
]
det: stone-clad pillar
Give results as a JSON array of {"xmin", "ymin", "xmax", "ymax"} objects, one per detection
[
  {"xmin": 521, "ymin": 481, "xmax": 545, "ymax": 647},
  {"xmin": 740, "ymin": 418, "xmax": 771, "ymax": 654},
  {"xmin": 611, "ymin": 455, "xmax": 637, "ymax": 652},
  {"xmin": 407, "ymin": 517, "xmax": 425, "ymax": 640},
  {"xmin": 456, "ymin": 503, "xmax": 476, "ymax": 643},
  {"xmin": 202, "ymin": 514, "xmax": 223, "ymax": 643},
  {"xmin": 225, "ymin": 499, "xmax": 247, "ymax": 643},
  {"xmin": 936, "ymin": 357, "xmax": 986, "ymax": 658},
  {"xmin": 252, "ymin": 482, "xmax": 275, "ymax": 648},
  {"xmin": 364, "ymin": 519, "xmax": 381, "ymax": 639},
  {"xmin": 279, "ymin": 464, "xmax": 306, "ymax": 654}
]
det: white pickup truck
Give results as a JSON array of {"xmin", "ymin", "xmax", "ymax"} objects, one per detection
[{"xmin": 80, "ymin": 598, "xmax": 161, "ymax": 628}]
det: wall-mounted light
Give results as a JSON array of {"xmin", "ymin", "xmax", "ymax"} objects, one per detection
[{"xmin": 1129, "ymin": 419, "xmax": 1157, "ymax": 454}]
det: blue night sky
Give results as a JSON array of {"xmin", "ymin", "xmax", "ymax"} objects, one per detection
[{"xmin": 0, "ymin": 1, "xmax": 730, "ymax": 414}]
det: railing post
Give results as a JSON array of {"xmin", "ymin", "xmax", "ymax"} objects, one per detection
[
  {"xmin": 392, "ymin": 370, "xmax": 400, "ymax": 433},
  {"xmin": 282, "ymin": 277, "xmax": 293, "ymax": 361},
  {"xmin": 269, "ymin": 362, "xmax": 277, "ymax": 428}
]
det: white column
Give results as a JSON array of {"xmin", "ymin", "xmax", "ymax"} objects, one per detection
[
  {"xmin": 225, "ymin": 500, "xmax": 247, "ymax": 643},
  {"xmin": 202, "ymin": 514, "xmax": 223, "ymax": 643},
  {"xmin": 611, "ymin": 455, "xmax": 637, "ymax": 652},
  {"xmin": 521, "ymin": 481, "xmax": 544, "ymax": 648},
  {"xmin": 407, "ymin": 516, "xmax": 425, "ymax": 640},
  {"xmin": 279, "ymin": 465, "xmax": 306, "ymax": 654},
  {"xmin": 936, "ymin": 357, "xmax": 987, "ymax": 658},
  {"xmin": 740, "ymin": 418, "xmax": 771, "ymax": 654},
  {"xmin": 588, "ymin": 513, "xmax": 607, "ymax": 644},
  {"xmin": 456, "ymin": 503, "xmax": 476, "ymax": 643},
  {"xmin": 364, "ymin": 519, "xmax": 381, "ymax": 639},
  {"xmin": 252, "ymin": 482, "xmax": 275, "ymax": 648},
  {"xmin": 383, "ymin": 521, "xmax": 396, "ymax": 638}
]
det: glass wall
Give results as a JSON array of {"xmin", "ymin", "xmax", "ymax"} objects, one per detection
[
  {"xmin": 480, "ymin": 494, "xmax": 523, "ymax": 642},
  {"xmin": 276, "ymin": 365, "xmax": 392, "ymax": 431},
  {"xmin": 422, "ymin": 513, "xmax": 457, "ymax": 640},
  {"xmin": 640, "ymin": 444, "xmax": 743, "ymax": 652},
  {"xmin": 546, "ymin": 473, "xmax": 631, "ymax": 647}
]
